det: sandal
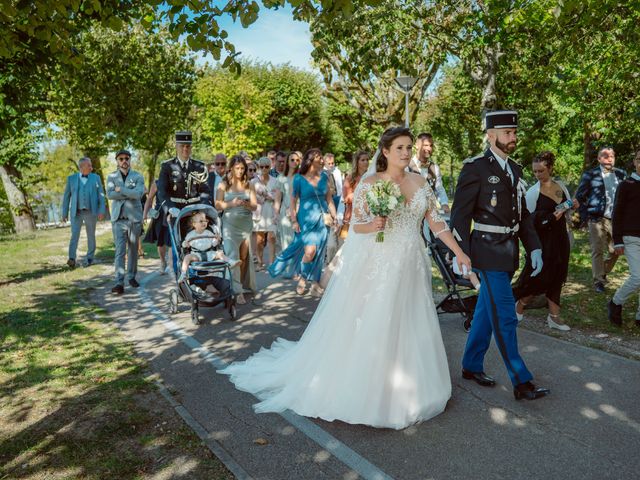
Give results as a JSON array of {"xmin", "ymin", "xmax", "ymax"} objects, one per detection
[
  {"xmin": 296, "ymin": 279, "xmax": 307, "ymax": 295},
  {"xmin": 309, "ymin": 284, "xmax": 324, "ymax": 298}
]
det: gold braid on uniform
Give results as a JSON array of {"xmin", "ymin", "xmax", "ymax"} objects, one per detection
[{"xmin": 186, "ymin": 169, "xmax": 209, "ymax": 194}]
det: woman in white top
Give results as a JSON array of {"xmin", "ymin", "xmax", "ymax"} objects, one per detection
[{"xmin": 251, "ymin": 156, "xmax": 279, "ymax": 270}]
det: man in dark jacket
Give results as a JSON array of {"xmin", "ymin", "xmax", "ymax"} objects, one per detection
[
  {"xmin": 157, "ymin": 131, "xmax": 210, "ymax": 276},
  {"xmin": 574, "ymin": 147, "xmax": 626, "ymax": 292},
  {"xmin": 608, "ymin": 151, "xmax": 640, "ymax": 326},
  {"xmin": 451, "ymin": 110, "xmax": 549, "ymax": 401}
]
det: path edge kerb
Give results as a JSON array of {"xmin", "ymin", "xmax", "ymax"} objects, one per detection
[{"xmin": 155, "ymin": 380, "xmax": 254, "ymax": 480}]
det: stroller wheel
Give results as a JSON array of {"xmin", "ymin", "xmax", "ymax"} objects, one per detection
[
  {"xmin": 191, "ymin": 303, "xmax": 200, "ymax": 325},
  {"xmin": 169, "ymin": 289, "xmax": 179, "ymax": 314},
  {"xmin": 229, "ymin": 302, "xmax": 237, "ymax": 321}
]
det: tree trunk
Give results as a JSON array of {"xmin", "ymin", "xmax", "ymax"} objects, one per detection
[
  {"xmin": 465, "ymin": 45, "xmax": 501, "ymax": 114},
  {"xmin": 147, "ymin": 151, "xmax": 159, "ymax": 190},
  {"xmin": 480, "ymin": 46, "xmax": 500, "ymax": 112},
  {"xmin": 583, "ymin": 122, "xmax": 601, "ymax": 171},
  {"xmin": 0, "ymin": 163, "xmax": 36, "ymax": 233}
]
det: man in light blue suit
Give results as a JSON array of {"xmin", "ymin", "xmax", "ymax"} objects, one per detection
[
  {"xmin": 61, "ymin": 157, "xmax": 106, "ymax": 268},
  {"xmin": 106, "ymin": 150, "xmax": 145, "ymax": 294}
]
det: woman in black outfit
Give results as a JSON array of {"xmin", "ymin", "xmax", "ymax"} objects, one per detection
[
  {"xmin": 143, "ymin": 180, "xmax": 170, "ymax": 273},
  {"xmin": 513, "ymin": 151, "xmax": 576, "ymax": 331}
]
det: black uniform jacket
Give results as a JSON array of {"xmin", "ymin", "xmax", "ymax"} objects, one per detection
[
  {"xmin": 157, "ymin": 157, "xmax": 210, "ymax": 224},
  {"xmin": 450, "ymin": 149, "xmax": 541, "ymax": 272}
]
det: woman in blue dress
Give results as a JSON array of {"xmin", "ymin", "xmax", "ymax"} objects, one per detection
[{"xmin": 269, "ymin": 148, "xmax": 338, "ymax": 296}]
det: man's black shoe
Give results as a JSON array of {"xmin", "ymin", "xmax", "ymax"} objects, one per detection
[
  {"xmin": 111, "ymin": 284, "xmax": 124, "ymax": 295},
  {"xmin": 67, "ymin": 258, "xmax": 76, "ymax": 269},
  {"xmin": 129, "ymin": 278, "xmax": 140, "ymax": 288},
  {"xmin": 85, "ymin": 259, "xmax": 95, "ymax": 267},
  {"xmin": 462, "ymin": 369, "xmax": 496, "ymax": 386},
  {"xmin": 635, "ymin": 319, "xmax": 640, "ymax": 328},
  {"xmin": 607, "ymin": 299, "xmax": 622, "ymax": 326},
  {"xmin": 514, "ymin": 381, "xmax": 550, "ymax": 400},
  {"xmin": 594, "ymin": 282, "xmax": 605, "ymax": 293}
]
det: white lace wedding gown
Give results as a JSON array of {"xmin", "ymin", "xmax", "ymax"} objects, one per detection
[{"xmin": 219, "ymin": 181, "xmax": 451, "ymax": 429}]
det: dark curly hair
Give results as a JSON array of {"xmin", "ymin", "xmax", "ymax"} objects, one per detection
[
  {"xmin": 532, "ymin": 150, "xmax": 555, "ymax": 171},
  {"xmin": 376, "ymin": 127, "xmax": 414, "ymax": 172}
]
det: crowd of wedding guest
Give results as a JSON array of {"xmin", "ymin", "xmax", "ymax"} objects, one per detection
[{"xmin": 60, "ymin": 133, "xmax": 640, "ymax": 329}]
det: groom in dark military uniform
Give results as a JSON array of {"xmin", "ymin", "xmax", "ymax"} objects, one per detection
[
  {"xmin": 451, "ymin": 110, "xmax": 550, "ymax": 401},
  {"xmin": 157, "ymin": 130, "xmax": 210, "ymax": 220}
]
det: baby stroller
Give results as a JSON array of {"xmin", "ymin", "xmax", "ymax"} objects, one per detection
[
  {"xmin": 423, "ymin": 220, "xmax": 478, "ymax": 332},
  {"xmin": 167, "ymin": 204, "xmax": 236, "ymax": 325}
]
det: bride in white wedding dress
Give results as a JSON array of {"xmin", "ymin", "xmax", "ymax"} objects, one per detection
[{"xmin": 219, "ymin": 127, "xmax": 472, "ymax": 429}]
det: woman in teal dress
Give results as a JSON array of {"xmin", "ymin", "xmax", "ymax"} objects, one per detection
[
  {"xmin": 216, "ymin": 155, "xmax": 258, "ymax": 304},
  {"xmin": 269, "ymin": 148, "xmax": 338, "ymax": 296}
]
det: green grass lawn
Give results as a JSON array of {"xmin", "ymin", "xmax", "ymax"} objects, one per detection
[
  {"xmin": 0, "ymin": 225, "xmax": 231, "ymax": 479},
  {"xmin": 432, "ymin": 228, "xmax": 640, "ymax": 336}
]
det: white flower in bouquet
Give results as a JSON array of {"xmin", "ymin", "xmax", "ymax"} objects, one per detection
[{"xmin": 365, "ymin": 180, "xmax": 405, "ymax": 242}]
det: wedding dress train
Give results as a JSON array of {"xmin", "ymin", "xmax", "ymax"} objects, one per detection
[{"xmin": 219, "ymin": 181, "xmax": 451, "ymax": 429}]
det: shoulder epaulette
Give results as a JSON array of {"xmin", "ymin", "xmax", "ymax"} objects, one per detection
[
  {"xmin": 510, "ymin": 159, "xmax": 523, "ymax": 169},
  {"xmin": 161, "ymin": 157, "xmax": 176, "ymax": 165},
  {"xmin": 463, "ymin": 153, "xmax": 483, "ymax": 164}
]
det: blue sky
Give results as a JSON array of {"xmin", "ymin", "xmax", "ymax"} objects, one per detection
[{"xmin": 203, "ymin": 5, "xmax": 317, "ymax": 72}]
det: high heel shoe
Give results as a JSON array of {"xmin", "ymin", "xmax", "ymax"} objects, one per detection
[{"xmin": 547, "ymin": 313, "xmax": 570, "ymax": 331}]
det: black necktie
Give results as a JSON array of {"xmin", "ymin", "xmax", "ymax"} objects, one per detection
[{"xmin": 503, "ymin": 162, "xmax": 511, "ymax": 183}]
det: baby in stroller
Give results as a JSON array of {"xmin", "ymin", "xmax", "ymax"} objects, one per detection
[{"xmin": 178, "ymin": 211, "xmax": 238, "ymax": 284}]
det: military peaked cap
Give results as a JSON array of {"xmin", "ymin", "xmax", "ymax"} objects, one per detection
[
  {"xmin": 483, "ymin": 110, "xmax": 518, "ymax": 131},
  {"xmin": 175, "ymin": 130, "xmax": 193, "ymax": 144}
]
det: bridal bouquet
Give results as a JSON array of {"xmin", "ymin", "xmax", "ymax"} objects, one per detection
[{"xmin": 365, "ymin": 180, "xmax": 405, "ymax": 242}]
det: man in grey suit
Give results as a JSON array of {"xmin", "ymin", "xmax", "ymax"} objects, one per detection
[
  {"xmin": 61, "ymin": 157, "xmax": 106, "ymax": 268},
  {"xmin": 106, "ymin": 150, "xmax": 144, "ymax": 294}
]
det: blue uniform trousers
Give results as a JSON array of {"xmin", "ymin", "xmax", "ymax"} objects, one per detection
[{"xmin": 462, "ymin": 270, "xmax": 533, "ymax": 386}]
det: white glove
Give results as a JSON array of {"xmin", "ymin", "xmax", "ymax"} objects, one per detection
[{"xmin": 530, "ymin": 249, "xmax": 543, "ymax": 277}]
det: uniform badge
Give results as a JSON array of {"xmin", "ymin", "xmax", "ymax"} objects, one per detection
[
  {"xmin": 491, "ymin": 191, "xmax": 498, "ymax": 207},
  {"xmin": 488, "ymin": 176, "xmax": 500, "ymax": 184}
]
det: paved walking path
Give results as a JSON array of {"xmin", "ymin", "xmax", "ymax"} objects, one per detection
[{"xmin": 92, "ymin": 259, "xmax": 640, "ymax": 480}]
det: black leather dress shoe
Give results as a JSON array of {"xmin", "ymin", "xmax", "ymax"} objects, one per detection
[
  {"xmin": 129, "ymin": 278, "xmax": 140, "ymax": 288},
  {"xmin": 608, "ymin": 299, "xmax": 622, "ymax": 326},
  {"xmin": 111, "ymin": 284, "xmax": 124, "ymax": 295},
  {"xmin": 594, "ymin": 282, "xmax": 605, "ymax": 293},
  {"xmin": 514, "ymin": 381, "xmax": 550, "ymax": 400},
  {"xmin": 462, "ymin": 369, "xmax": 496, "ymax": 386}
]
